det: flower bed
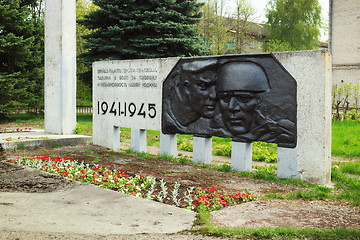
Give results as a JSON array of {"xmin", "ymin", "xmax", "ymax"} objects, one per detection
[
  {"xmin": 9, "ymin": 155, "xmax": 254, "ymax": 212},
  {"xmin": 0, "ymin": 127, "xmax": 31, "ymax": 133}
]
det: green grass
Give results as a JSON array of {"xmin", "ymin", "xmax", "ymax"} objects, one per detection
[
  {"xmin": 196, "ymin": 221, "xmax": 360, "ymax": 240},
  {"xmin": 192, "ymin": 208, "xmax": 360, "ymax": 240},
  {"xmin": 75, "ymin": 113, "xmax": 93, "ymax": 135},
  {"xmin": 0, "ymin": 113, "xmax": 44, "ymax": 127},
  {"xmin": 332, "ymin": 120, "xmax": 360, "ymax": 157}
]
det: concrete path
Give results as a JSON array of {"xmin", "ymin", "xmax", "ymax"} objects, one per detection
[
  {"xmin": 0, "ymin": 182, "xmax": 195, "ymax": 235},
  {"xmin": 0, "ymin": 128, "xmax": 92, "ymax": 150}
]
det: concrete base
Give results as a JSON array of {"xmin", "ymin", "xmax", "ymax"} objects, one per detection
[
  {"xmin": 231, "ymin": 142, "xmax": 252, "ymax": 172},
  {"xmin": 277, "ymin": 147, "xmax": 298, "ymax": 178},
  {"xmin": 160, "ymin": 133, "xmax": 177, "ymax": 158},
  {"xmin": 193, "ymin": 137, "xmax": 212, "ymax": 164},
  {"xmin": 0, "ymin": 183, "xmax": 195, "ymax": 235},
  {"xmin": 0, "ymin": 128, "xmax": 92, "ymax": 151},
  {"xmin": 131, "ymin": 129, "xmax": 147, "ymax": 152}
]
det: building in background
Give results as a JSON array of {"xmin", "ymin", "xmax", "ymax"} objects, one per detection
[{"xmin": 330, "ymin": 0, "xmax": 360, "ymax": 88}]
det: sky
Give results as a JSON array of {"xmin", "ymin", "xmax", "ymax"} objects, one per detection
[{"xmin": 226, "ymin": 0, "xmax": 330, "ymax": 41}]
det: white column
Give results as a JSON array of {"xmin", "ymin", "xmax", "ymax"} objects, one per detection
[
  {"xmin": 45, "ymin": 0, "xmax": 76, "ymax": 135},
  {"xmin": 131, "ymin": 129, "xmax": 147, "ymax": 152},
  {"xmin": 231, "ymin": 141, "xmax": 252, "ymax": 172},
  {"xmin": 160, "ymin": 133, "xmax": 177, "ymax": 158},
  {"xmin": 193, "ymin": 137, "xmax": 212, "ymax": 164},
  {"xmin": 277, "ymin": 147, "xmax": 298, "ymax": 178}
]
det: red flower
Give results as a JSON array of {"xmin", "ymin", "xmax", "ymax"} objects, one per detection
[
  {"xmin": 81, "ymin": 175, "xmax": 86, "ymax": 179},
  {"xmin": 219, "ymin": 199, "xmax": 227, "ymax": 205},
  {"xmin": 81, "ymin": 169, "xmax": 86, "ymax": 174},
  {"xmin": 9, "ymin": 159, "xmax": 12, "ymax": 162},
  {"xmin": 210, "ymin": 187, "xmax": 215, "ymax": 192}
]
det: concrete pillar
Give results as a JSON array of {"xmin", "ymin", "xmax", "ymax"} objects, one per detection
[
  {"xmin": 193, "ymin": 137, "xmax": 212, "ymax": 164},
  {"xmin": 160, "ymin": 133, "xmax": 177, "ymax": 158},
  {"xmin": 131, "ymin": 129, "xmax": 147, "ymax": 152},
  {"xmin": 231, "ymin": 141, "xmax": 252, "ymax": 172},
  {"xmin": 274, "ymin": 50, "xmax": 332, "ymax": 186},
  {"xmin": 44, "ymin": 0, "xmax": 76, "ymax": 135},
  {"xmin": 112, "ymin": 126, "xmax": 120, "ymax": 151},
  {"xmin": 277, "ymin": 147, "xmax": 298, "ymax": 178}
]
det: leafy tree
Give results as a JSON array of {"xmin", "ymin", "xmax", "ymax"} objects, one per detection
[
  {"xmin": 197, "ymin": 0, "xmax": 230, "ymax": 55},
  {"xmin": 265, "ymin": 39, "xmax": 294, "ymax": 52},
  {"xmin": 265, "ymin": 0, "xmax": 322, "ymax": 50},
  {"xmin": 78, "ymin": 0, "xmax": 207, "ymax": 80},
  {"xmin": 0, "ymin": 0, "xmax": 44, "ymax": 115},
  {"xmin": 228, "ymin": 0, "xmax": 257, "ymax": 54},
  {"xmin": 197, "ymin": 0, "xmax": 258, "ymax": 55}
]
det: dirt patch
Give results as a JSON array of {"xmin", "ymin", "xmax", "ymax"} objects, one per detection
[
  {"xmin": 0, "ymin": 161, "xmax": 75, "ymax": 193},
  {"xmin": 1, "ymin": 144, "xmax": 360, "ymax": 233},
  {"xmin": 211, "ymin": 199, "xmax": 360, "ymax": 229}
]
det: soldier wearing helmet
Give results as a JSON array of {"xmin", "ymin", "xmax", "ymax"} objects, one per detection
[
  {"xmin": 216, "ymin": 61, "xmax": 270, "ymax": 136},
  {"xmin": 162, "ymin": 59, "xmax": 218, "ymax": 134}
]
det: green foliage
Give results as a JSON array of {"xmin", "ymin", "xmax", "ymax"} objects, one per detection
[
  {"xmin": 78, "ymin": 0, "xmax": 207, "ymax": 80},
  {"xmin": 178, "ymin": 138, "xmax": 194, "ymax": 151},
  {"xmin": 265, "ymin": 39, "xmax": 294, "ymax": 52},
  {"xmin": 252, "ymin": 142, "xmax": 277, "ymax": 163},
  {"xmin": 332, "ymin": 83, "xmax": 360, "ymax": 121},
  {"xmin": 265, "ymin": 0, "xmax": 322, "ymax": 50},
  {"xmin": 212, "ymin": 143, "xmax": 231, "ymax": 157},
  {"xmin": 0, "ymin": 0, "xmax": 44, "ymax": 115}
]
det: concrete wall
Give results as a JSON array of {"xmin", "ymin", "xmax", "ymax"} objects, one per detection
[{"xmin": 274, "ymin": 50, "xmax": 332, "ymax": 186}]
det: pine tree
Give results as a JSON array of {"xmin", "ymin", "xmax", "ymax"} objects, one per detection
[
  {"xmin": 0, "ymin": 0, "xmax": 44, "ymax": 115},
  {"xmin": 79, "ymin": 0, "xmax": 207, "ymax": 68}
]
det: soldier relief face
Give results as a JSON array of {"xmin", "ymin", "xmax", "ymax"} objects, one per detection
[
  {"xmin": 184, "ymin": 71, "xmax": 217, "ymax": 119},
  {"xmin": 218, "ymin": 91, "xmax": 258, "ymax": 135},
  {"xmin": 216, "ymin": 61, "xmax": 270, "ymax": 136}
]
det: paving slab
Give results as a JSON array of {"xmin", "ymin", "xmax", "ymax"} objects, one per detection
[
  {"xmin": 0, "ymin": 128, "xmax": 92, "ymax": 150},
  {"xmin": 0, "ymin": 182, "xmax": 196, "ymax": 235}
]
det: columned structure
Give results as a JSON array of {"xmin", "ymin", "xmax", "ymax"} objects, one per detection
[{"xmin": 44, "ymin": 0, "xmax": 77, "ymax": 134}]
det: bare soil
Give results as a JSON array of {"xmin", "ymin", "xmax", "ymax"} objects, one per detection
[{"xmin": 1, "ymin": 144, "xmax": 360, "ymax": 239}]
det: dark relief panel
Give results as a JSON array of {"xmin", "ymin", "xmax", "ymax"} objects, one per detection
[{"xmin": 162, "ymin": 54, "xmax": 297, "ymax": 148}]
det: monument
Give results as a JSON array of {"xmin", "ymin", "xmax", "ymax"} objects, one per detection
[{"xmin": 93, "ymin": 51, "xmax": 332, "ymax": 186}]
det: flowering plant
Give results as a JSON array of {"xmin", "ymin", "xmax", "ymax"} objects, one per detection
[
  {"xmin": 9, "ymin": 155, "xmax": 254, "ymax": 212},
  {"xmin": 0, "ymin": 127, "xmax": 32, "ymax": 134}
]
